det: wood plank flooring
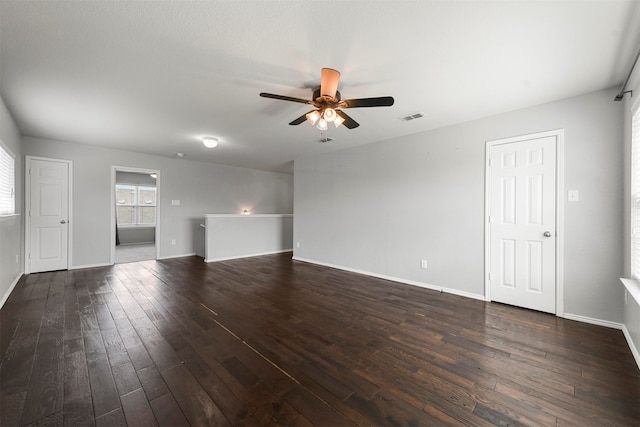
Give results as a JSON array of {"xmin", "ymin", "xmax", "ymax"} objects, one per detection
[{"xmin": 1, "ymin": 253, "xmax": 638, "ymax": 426}]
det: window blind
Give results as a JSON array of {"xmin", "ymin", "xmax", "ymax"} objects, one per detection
[
  {"xmin": 0, "ymin": 142, "xmax": 15, "ymax": 215},
  {"xmin": 631, "ymin": 105, "xmax": 640, "ymax": 279}
]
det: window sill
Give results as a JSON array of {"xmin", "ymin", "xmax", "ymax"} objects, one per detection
[
  {"xmin": 620, "ymin": 278, "xmax": 640, "ymax": 306},
  {"xmin": 117, "ymin": 224, "xmax": 156, "ymax": 229},
  {"xmin": 0, "ymin": 213, "xmax": 20, "ymax": 222}
]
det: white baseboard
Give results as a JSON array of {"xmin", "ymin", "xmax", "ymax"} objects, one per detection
[
  {"xmin": 70, "ymin": 262, "xmax": 112, "ymax": 270},
  {"xmin": 292, "ymin": 256, "xmax": 486, "ymax": 301},
  {"xmin": 560, "ymin": 312, "xmax": 623, "ymax": 330},
  {"xmin": 206, "ymin": 249, "xmax": 293, "ymax": 263},
  {"xmin": 0, "ymin": 273, "xmax": 24, "ymax": 310},
  {"xmin": 622, "ymin": 324, "xmax": 640, "ymax": 370},
  {"xmin": 118, "ymin": 241, "xmax": 155, "ymax": 246},
  {"xmin": 158, "ymin": 252, "xmax": 196, "ymax": 260}
]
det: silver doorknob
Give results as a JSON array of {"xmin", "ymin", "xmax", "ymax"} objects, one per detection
[
  {"xmin": 543, "ymin": 231, "xmax": 552, "ymax": 237},
  {"xmin": 60, "ymin": 220, "xmax": 67, "ymax": 224}
]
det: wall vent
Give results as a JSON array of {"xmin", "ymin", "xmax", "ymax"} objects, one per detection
[
  {"xmin": 399, "ymin": 112, "xmax": 425, "ymax": 122},
  {"xmin": 318, "ymin": 137, "xmax": 334, "ymax": 143}
]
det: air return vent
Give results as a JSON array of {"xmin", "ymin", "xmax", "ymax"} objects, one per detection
[{"xmin": 399, "ymin": 112, "xmax": 425, "ymax": 122}]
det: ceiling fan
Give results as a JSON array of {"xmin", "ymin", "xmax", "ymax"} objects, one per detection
[{"xmin": 259, "ymin": 68, "xmax": 394, "ymax": 130}]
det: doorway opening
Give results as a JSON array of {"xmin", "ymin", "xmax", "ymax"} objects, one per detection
[{"xmin": 111, "ymin": 166, "xmax": 160, "ymax": 264}]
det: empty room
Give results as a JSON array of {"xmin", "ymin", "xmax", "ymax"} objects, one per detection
[{"xmin": 1, "ymin": 1, "xmax": 639, "ymax": 426}]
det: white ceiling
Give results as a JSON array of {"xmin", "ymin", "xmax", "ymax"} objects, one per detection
[{"xmin": 1, "ymin": 1, "xmax": 639, "ymax": 173}]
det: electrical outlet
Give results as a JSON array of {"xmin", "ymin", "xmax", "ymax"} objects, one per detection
[
  {"xmin": 15, "ymin": 254, "xmax": 19, "ymax": 264},
  {"xmin": 171, "ymin": 239, "xmax": 176, "ymax": 245},
  {"xmin": 421, "ymin": 259, "xmax": 428, "ymax": 269},
  {"xmin": 296, "ymin": 242, "xmax": 300, "ymax": 248},
  {"xmin": 625, "ymin": 289, "xmax": 628, "ymax": 305}
]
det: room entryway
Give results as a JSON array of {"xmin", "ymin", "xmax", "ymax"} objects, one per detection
[
  {"xmin": 25, "ymin": 156, "xmax": 72, "ymax": 273},
  {"xmin": 485, "ymin": 130, "xmax": 564, "ymax": 314},
  {"xmin": 111, "ymin": 166, "xmax": 160, "ymax": 264}
]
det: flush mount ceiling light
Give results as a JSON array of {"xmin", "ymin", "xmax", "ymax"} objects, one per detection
[{"xmin": 202, "ymin": 137, "xmax": 219, "ymax": 148}]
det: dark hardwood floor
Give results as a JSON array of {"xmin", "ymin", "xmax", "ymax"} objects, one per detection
[{"xmin": 1, "ymin": 253, "xmax": 638, "ymax": 426}]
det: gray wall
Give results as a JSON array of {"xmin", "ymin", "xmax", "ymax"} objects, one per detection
[
  {"xmin": 0, "ymin": 95, "xmax": 23, "ymax": 306},
  {"xmin": 205, "ymin": 215, "xmax": 293, "ymax": 262},
  {"xmin": 118, "ymin": 227, "xmax": 155, "ymax": 245},
  {"xmin": 294, "ymin": 87, "xmax": 624, "ymax": 324},
  {"xmin": 22, "ymin": 137, "xmax": 293, "ymax": 268}
]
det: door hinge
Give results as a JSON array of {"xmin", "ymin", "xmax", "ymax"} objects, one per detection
[{"xmin": 488, "ymin": 272, "xmax": 491, "ymax": 280}]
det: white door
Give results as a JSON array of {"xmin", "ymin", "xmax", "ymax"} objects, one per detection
[
  {"xmin": 28, "ymin": 158, "xmax": 70, "ymax": 273},
  {"xmin": 488, "ymin": 135, "xmax": 557, "ymax": 313}
]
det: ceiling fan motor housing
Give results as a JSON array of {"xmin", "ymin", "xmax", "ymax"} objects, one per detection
[{"xmin": 313, "ymin": 88, "xmax": 341, "ymax": 104}]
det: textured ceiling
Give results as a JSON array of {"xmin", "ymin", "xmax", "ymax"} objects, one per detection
[{"xmin": 1, "ymin": 0, "xmax": 639, "ymax": 173}]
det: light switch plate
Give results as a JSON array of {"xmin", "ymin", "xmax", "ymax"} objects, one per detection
[
  {"xmin": 568, "ymin": 190, "xmax": 579, "ymax": 202},
  {"xmin": 171, "ymin": 200, "xmax": 180, "ymax": 206}
]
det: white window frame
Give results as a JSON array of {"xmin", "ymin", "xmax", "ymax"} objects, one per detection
[
  {"xmin": 0, "ymin": 140, "xmax": 15, "ymax": 217},
  {"xmin": 630, "ymin": 100, "xmax": 640, "ymax": 280},
  {"xmin": 115, "ymin": 183, "xmax": 157, "ymax": 227}
]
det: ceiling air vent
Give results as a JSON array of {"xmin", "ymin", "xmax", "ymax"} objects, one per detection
[
  {"xmin": 318, "ymin": 137, "xmax": 334, "ymax": 143},
  {"xmin": 399, "ymin": 112, "xmax": 425, "ymax": 122}
]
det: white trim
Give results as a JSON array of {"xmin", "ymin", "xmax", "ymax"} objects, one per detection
[
  {"xmin": 0, "ymin": 273, "xmax": 23, "ymax": 310},
  {"xmin": 292, "ymin": 256, "xmax": 486, "ymax": 301},
  {"xmin": 556, "ymin": 131, "xmax": 566, "ymax": 315},
  {"xmin": 0, "ymin": 213, "xmax": 20, "ymax": 222},
  {"xmin": 157, "ymin": 252, "xmax": 196, "ymax": 260},
  {"xmin": 484, "ymin": 129, "xmax": 565, "ymax": 315},
  {"xmin": 204, "ymin": 214, "xmax": 294, "ymax": 218},
  {"xmin": 118, "ymin": 241, "xmax": 155, "ymax": 246},
  {"xmin": 24, "ymin": 156, "xmax": 73, "ymax": 274},
  {"xmin": 560, "ymin": 312, "xmax": 623, "ymax": 330},
  {"xmin": 111, "ymin": 166, "xmax": 161, "ymax": 264},
  {"xmin": 70, "ymin": 262, "xmax": 112, "ymax": 270},
  {"xmin": 0, "ymin": 138, "xmax": 16, "ymax": 216},
  {"xmin": 631, "ymin": 83, "xmax": 640, "ymax": 113},
  {"xmin": 205, "ymin": 249, "xmax": 293, "ymax": 263},
  {"xmin": 620, "ymin": 278, "xmax": 640, "ymax": 305},
  {"xmin": 622, "ymin": 323, "xmax": 640, "ymax": 370}
]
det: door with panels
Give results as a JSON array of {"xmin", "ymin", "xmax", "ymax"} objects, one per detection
[
  {"xmin": 27, "ymin": 157, "xmax": 71, "ymax": 273},
  {"xmin": 488, "ymin": 134, "xmax": 557, "ymax": 313}
]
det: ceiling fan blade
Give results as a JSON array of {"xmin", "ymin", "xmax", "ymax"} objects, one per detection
[
  {"xmin": 320, "ymin": 68, "xmax": 341, "ymax": 98},
  {"xmin": 336, "ymin": 110, "xmax": 359, "ymax": 129},
  {"xmin": 341, "ymin": 96, "xmax": 395, "ymax": 108},
  {"xmin": 260, "ymin": 92, "xmax": 313, "ymax": 105},
  {"xmin": 289, "ymin": 110, "xmax": 316, "ymax": 125}
]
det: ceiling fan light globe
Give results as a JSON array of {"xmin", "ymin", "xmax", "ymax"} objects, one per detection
[
  {"xmin": 323, "ymin": 108, "xmax": 337, "ymax": 122},
  {"xmin": 334, "ymin": 115, "xmax": 345, "ymax": 128},
  {"xmin": 316, "ymin": 119, "xmax": 328, "ymax": 131},
  {"xmin": 306, "ymin": 110, "xmax": 321, "ymax": 125}
]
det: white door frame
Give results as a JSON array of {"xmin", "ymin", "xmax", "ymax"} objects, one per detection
[
  {"xmin": 484, "ymin": 129, "xmax": 565, "ymax": 315},
  {"xmin": 24, "ymin": 156, "xmax": 73, "ymax": 274},
  {"xmin": 110, "ymin": 166, "xmax": 161, "ymax": 264}
]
